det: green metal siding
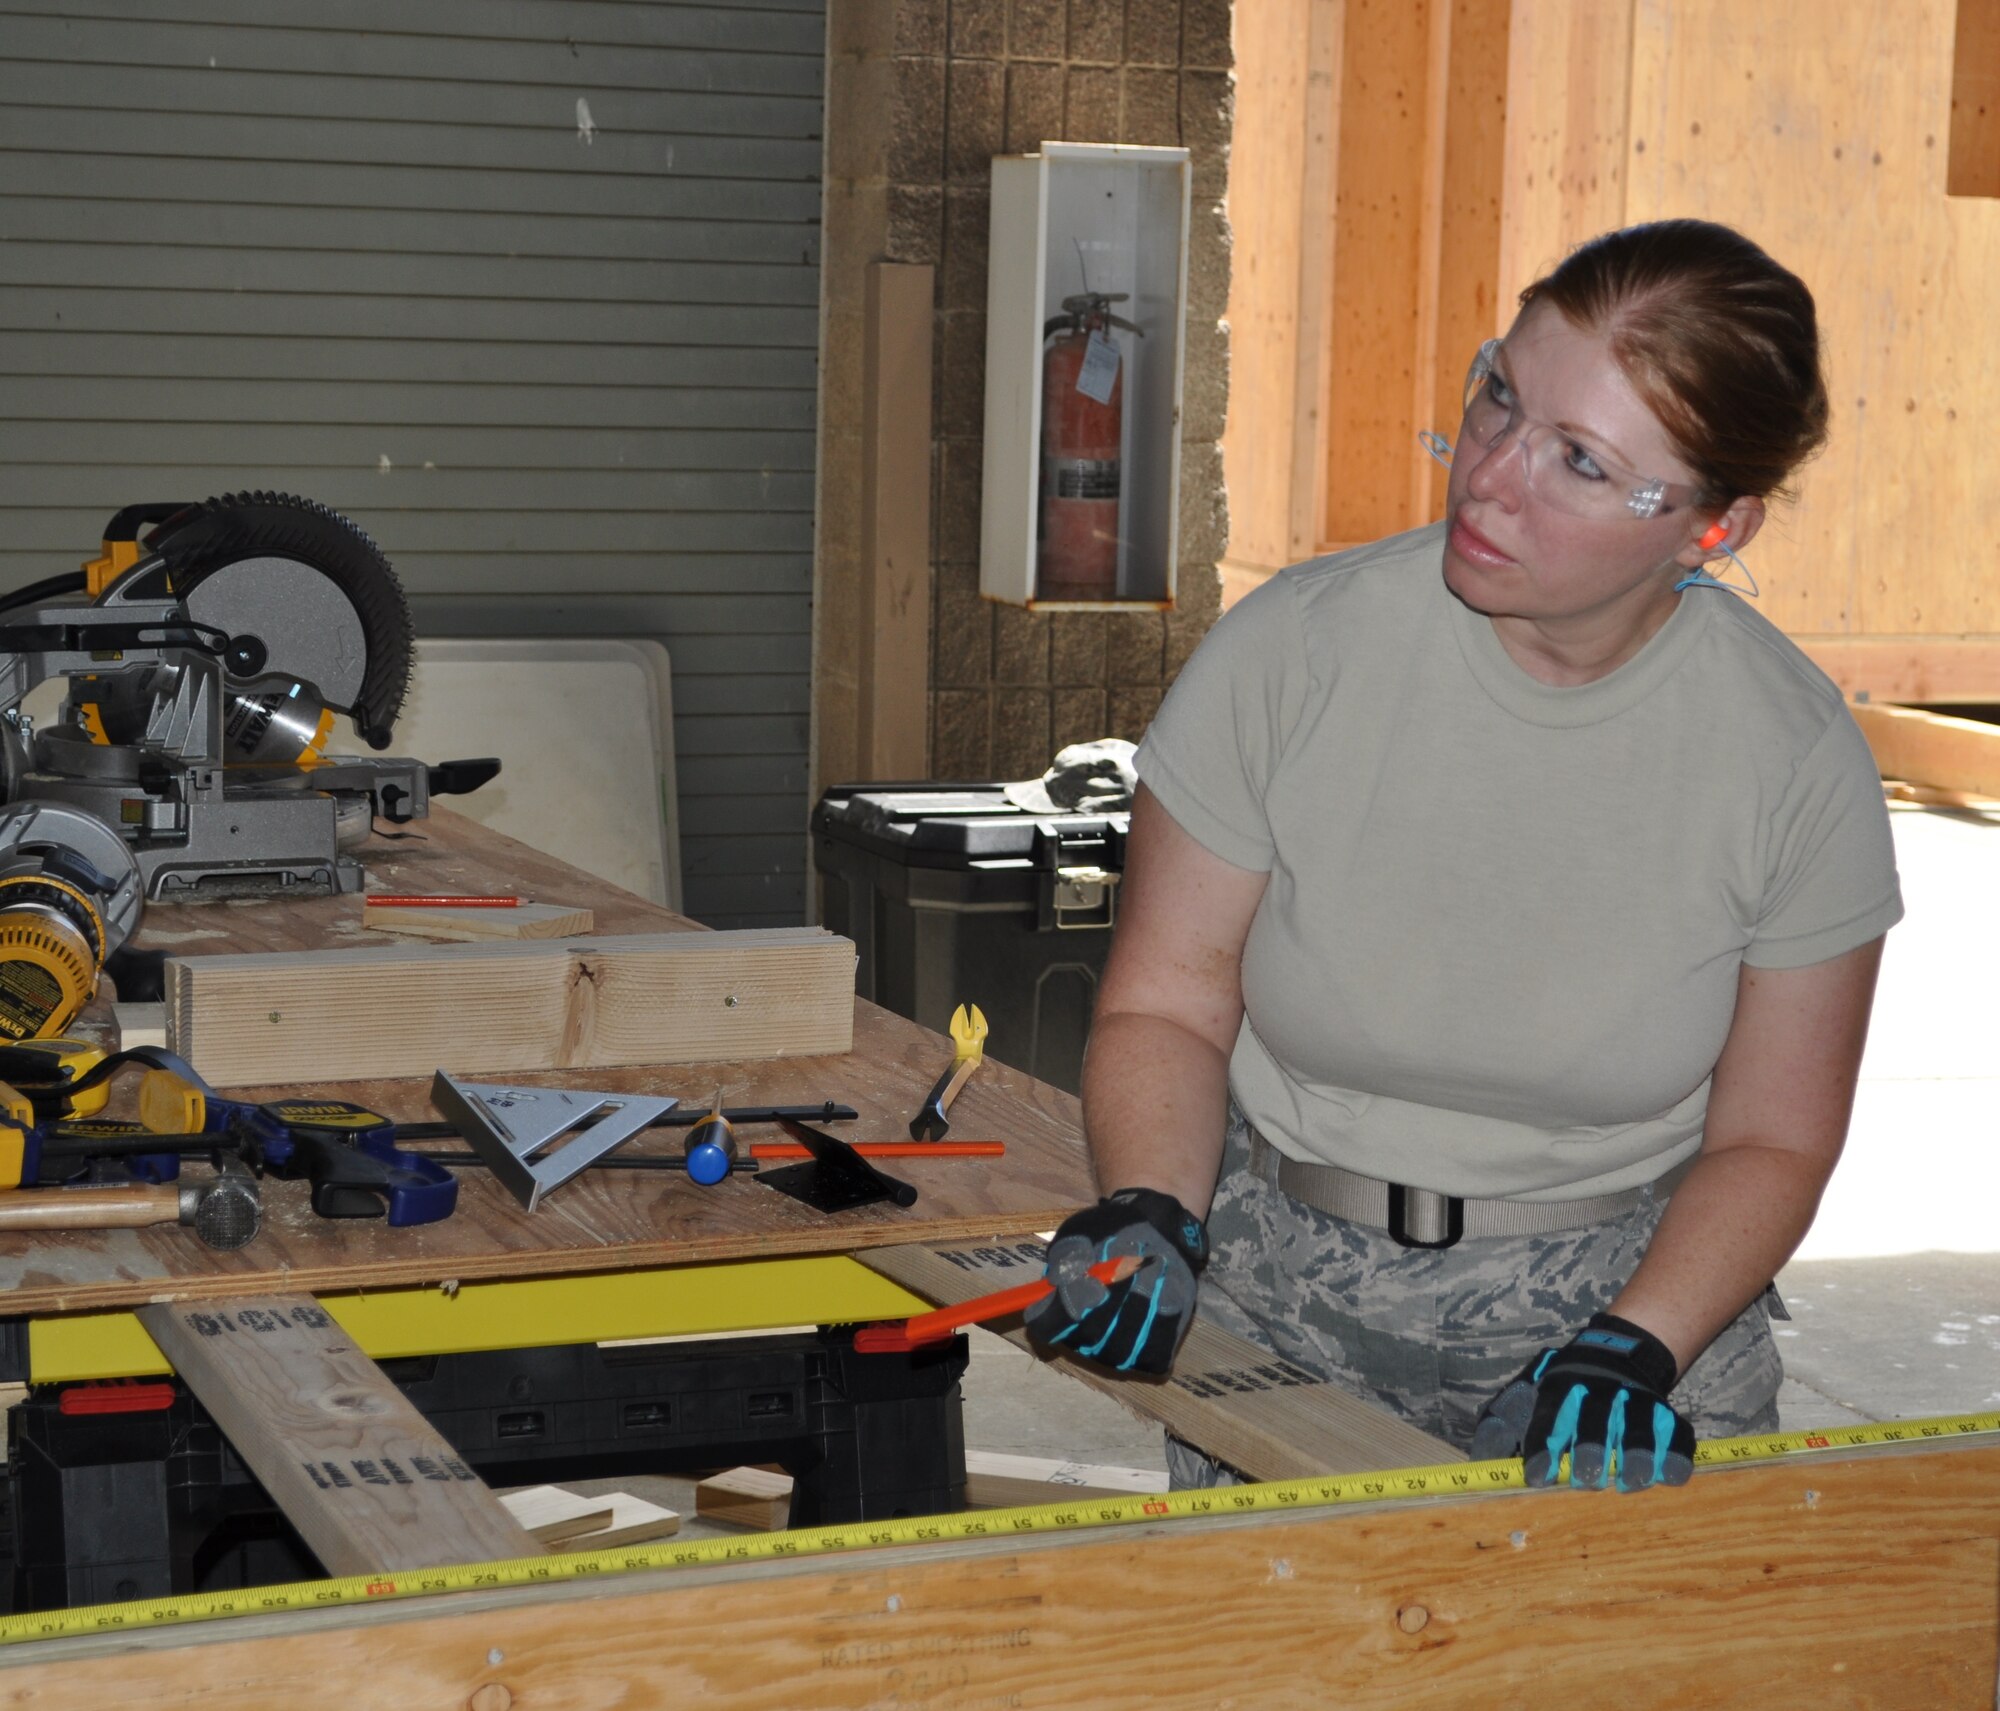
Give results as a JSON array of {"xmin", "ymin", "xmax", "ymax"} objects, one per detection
[{"xmin": 0, "ymin": 0, "xmax": 823, "ymax": 926}]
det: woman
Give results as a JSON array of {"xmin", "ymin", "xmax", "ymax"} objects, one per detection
[{"xmin": 1023, "ymin": 220, "xmax": 1901, "ymax": 1493}]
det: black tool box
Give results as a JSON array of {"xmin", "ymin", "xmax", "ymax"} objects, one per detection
[
  {"xmin": 812, "ymin": 784, "xmax": 1128, "ymax": 1094},
  {"xmin": 3, "ymin": 1328, "xmax": 968, "ymax": 1611}
]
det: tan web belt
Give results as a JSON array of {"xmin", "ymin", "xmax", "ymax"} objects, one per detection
[{"xmin": 1247, "ymin": 1127, "xmax": 1694, "ymax": 1251}]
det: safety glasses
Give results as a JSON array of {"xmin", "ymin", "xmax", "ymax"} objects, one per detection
[{"xmin": 1436, "ymin": 339, "xmax": 1705, "ymax": 523}]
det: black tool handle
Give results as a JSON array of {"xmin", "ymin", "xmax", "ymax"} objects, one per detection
[{"xmin": 778, "ymin": 1119, "xmax": 918, "ymax": 1208}]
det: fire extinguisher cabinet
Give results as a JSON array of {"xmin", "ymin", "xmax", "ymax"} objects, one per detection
[{"xmin": 980, "ymin": 142, "xmax": 1191, "ymax": 609}]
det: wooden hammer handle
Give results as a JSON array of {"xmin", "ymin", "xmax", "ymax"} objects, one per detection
[
  {"xmin": 0, "ymin": 1187, "xmax": 180, "ymax": 1229},
  {"xmin": 936, "ymin": 1055, "xmax": 979, "ymax": 1115}
]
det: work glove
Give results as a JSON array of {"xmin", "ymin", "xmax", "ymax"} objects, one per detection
[
  {"xmin": 1023, "ymin": 1187, "xmax": 1208, "ymax": 1375},
  {"xmin": 1471, "ymin": 1312, "xmax": 1696, "ymax": 1492}
]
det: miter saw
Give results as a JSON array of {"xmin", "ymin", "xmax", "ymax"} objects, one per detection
[{"xmin": 0, "ymin": 492, "xmax": 495, "ymax": 1034}]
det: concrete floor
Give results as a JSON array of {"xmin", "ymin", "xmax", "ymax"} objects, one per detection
[{"xmin": 950, "ymin": 799, "xmax": 2000, "ymax": 1477}]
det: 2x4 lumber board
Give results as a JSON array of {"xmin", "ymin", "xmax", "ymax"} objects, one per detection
[
  {"xmin": 855, "ymin": 1238, "xmax": 1460, "ymax": 1477},
  {"xmin": 165, "ymin": 927, "xmax": 857, "ymax": 1086},
  {"xmin": 1794, "ymin": 639, "xmax": 2000, "ymax": 706},
  {"xmin": 135, "ymin": 1294, "xmax": 538, "ymax": 1578},
  {"xmin": 1849, "ymin": 702, "xmax": 2000, "ymax": 799},
  {"xmin": 857, "ymin": 261, "xmax": 933, "ymax": 781},
  {"xmin": 361, "ymin": 900, "xmax": 595, "ymax": 942},
  {"xmin": 14, "ymin": 1438, "xmax": 2000, "ymax": 1708}
]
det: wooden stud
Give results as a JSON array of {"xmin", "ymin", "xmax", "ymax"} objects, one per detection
[
  {"xmin": 858, "ymin": 262, "xmax": 935, "ymax": 780},
  {"xmin": 164, "ymin": 928, "xmax": 857, "ymax": 1086},
  {"xmin": 136, "ymin": 1295, "xmax": 536, "ymax": 1577}
]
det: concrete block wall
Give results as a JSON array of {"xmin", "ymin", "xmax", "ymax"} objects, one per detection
[{"xmin": 816, "ymin": 0, "xmax": 1234, "ymax": 792}]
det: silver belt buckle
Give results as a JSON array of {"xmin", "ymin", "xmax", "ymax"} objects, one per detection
[{"xmin": 1388, "ymin": 1183, "xmax": 1464, "ymax": 1250}]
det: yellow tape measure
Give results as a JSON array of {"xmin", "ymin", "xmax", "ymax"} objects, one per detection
[{"xmin": 4, "ymin": 1409, "xmax": 1995, "ymax": 1649}]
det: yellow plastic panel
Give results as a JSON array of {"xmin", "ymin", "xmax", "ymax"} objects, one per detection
[{"xmin": 28, "ymin": 1256, "xmax": 931, "ymax": 1382}]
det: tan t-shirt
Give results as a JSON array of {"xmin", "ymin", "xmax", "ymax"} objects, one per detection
[{"xmin": 1136, "ymin": 522, "xmax": 1903, "ymax": 1201}]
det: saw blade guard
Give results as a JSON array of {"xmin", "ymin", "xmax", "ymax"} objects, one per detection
[{"xmin": 140, "ymin": 492, "xmax": 415, "ymax": 751}]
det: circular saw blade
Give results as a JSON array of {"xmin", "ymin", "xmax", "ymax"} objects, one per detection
[{"xmin": 147, "ymin": 493, "xmax": 414, "ymax": 748}]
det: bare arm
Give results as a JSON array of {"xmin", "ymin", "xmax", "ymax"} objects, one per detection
[
  {"xmin": 1608, "ymin": 936, "xmax": 1885, "ymax": 1373},
  {"xmin": 1079, "ymin": 786, "xmax": 1270, "ymax": 1216}
]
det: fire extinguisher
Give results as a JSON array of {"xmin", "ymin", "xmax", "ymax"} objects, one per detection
[{"xmin": 1037, "ymin": 292, "xmax": 1143, "ymax": 601}]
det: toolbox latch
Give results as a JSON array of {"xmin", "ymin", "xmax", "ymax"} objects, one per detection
[{"xmin": 1033, "ymin": 824, "xmax": 1121, "ymax": 931}]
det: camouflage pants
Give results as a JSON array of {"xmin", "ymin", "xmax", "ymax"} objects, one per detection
[{"xmin": 1166, "ymin": 1112, "xmax": 1782, "ymax": 1488}]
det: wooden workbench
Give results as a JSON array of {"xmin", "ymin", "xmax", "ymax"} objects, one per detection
[{"xmin": 0, "ymin": 809, "xmax": 1095, "ymax": 1318}]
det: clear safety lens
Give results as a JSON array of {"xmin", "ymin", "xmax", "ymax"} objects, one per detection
[{"xmin": 1458, "ymin": 339, "xmax": 1700, "ymax": 523}]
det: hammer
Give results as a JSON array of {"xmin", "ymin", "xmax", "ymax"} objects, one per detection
[{"xmin": 0, "ymin": 1158, "xmax": 260, "ymax": 1249}]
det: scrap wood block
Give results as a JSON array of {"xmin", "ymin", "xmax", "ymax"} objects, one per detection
[
  {"xmin": 963, "ymin": 1450, "xmax": 1166, "ymax": 1509},
  {"xmin": 500, "ymin": 1484, "xmax": 682, "ymax": 1548},
  {"xmin": 498, "ymin": 1485, "xmax": 616, "ymax": 1544},
  {"xmin": 363, "ymin": 900, "xmax": 595, "ymax": 942},
  {"xmin": 695, "ymin": 1466, "xmax": 793, "ymax": 1531},
  {"xmin": 164, "ymin": 927, "xmax": 856, "ymax": 1086}
]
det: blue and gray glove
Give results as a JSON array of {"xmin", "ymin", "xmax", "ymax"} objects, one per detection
[
  {"xmin": 1023, "ymin": 1187, "xmax": 1208, "ymax": 1375},
  {"xmin": 1471, "ymin": 1312, "xmax": 1696, "ymax": 1491}
]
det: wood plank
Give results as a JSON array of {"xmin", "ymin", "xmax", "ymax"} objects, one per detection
[
  {"xmin": 962, "ymin": 1449, "xmax": 1165, "ymax": 1508},
  {"xmin": 857, "ymin": 262, "xmax": 934, "ymax": 780},
  {"xmin": 1324, "ymin": 0, "xmax": 1437, "ymax": 546},
  {"xmin": 854, "ymin": 1239, "xmax": 1462, "ymax": 1477},
  {"xmin": 1794, "ymin": 638, "xmax": 2000, "ymax": 705},
  {"xmin": 1219, "ymin": 0, "xmax": 1315, "ymax": 578},
  {"xmin": 1850, "ymin": 702, "xmax": 2000, "ymax": 797},
  {"xmin": 135, "ymin": 1295, "xmax": 538, "ymax": 1577},
  {"xmin": 361, "ymin": 901, "xmax": 596, "ymax": 942},
  {"xmin": 1950, "ymin": 0, "xmax": 2000, "ymax": 197},
  {"xmin": 164, "ymin": 927, "xmax": 856, "ymax": 1085},
  {"xmin": 1494, "ymin": 0, "xmax": 1633, "ymax": 307},
  {"xmin": 11, "ymin": 1438, "xmax": 1998, "ymax": 1708}
]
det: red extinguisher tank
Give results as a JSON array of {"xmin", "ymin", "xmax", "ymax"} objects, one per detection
[{"xmin": 1037, "ymin": 292, "xmax": 1141, "ymax": 602}]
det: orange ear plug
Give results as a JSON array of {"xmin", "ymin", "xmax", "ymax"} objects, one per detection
[{"xmin": 1698, "ymin": 521, "xmax": 1729, "ymax": 551}]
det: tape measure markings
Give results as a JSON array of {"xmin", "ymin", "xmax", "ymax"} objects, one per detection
[{"xmin": 5, "ymin": 1409, "xmax": 1995, "ymax": 1649}]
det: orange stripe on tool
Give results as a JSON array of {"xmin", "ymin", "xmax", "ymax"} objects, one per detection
[
  {"xmin": 853, "ymin": 1254, "xmax": 1141, "ymax": 1354},
  {"xmin": 748, "ymin": 1141, "xmax": 1005, "ymax": 1161}
]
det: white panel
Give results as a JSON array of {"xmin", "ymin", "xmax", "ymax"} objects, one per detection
[
  {"xmin": 980, "ymin": 154, "xmax": 1049, "ymax": 605},
  {"xmin": 980, "ymin": 144, "xmax": 1190, "ymax": 609},
  {"xmin": 375, "ymin": 638, "xmax": 681, "ymax": 911}
]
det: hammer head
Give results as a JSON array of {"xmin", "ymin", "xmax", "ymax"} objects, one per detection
[{"xmin": 178, "ymin": 1158, "xmax": 261, "ymax": 1250}]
